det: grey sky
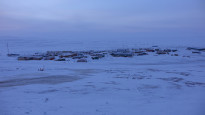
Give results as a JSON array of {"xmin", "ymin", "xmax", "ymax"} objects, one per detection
[{"xmin": 0, "ymin": 0, "xmax": 204, "ymax": 40}]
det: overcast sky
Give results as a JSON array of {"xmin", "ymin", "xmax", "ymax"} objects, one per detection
[{"xmin": 0, "ymin": 0, "xmax": 204, "ymax": 40}]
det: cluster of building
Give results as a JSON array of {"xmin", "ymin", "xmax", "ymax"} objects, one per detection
[
  {"xmin": 17, "ymin": 50, "xmax": 107, "ymax": 62},
  {"xmin": 12, "ymin": 46, "xmax": 181, "ymax": 62}
]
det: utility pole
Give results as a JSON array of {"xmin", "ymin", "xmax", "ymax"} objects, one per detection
[{"xmin": 7, "ymin": 42, "xmax": 9, "ymax": 54}]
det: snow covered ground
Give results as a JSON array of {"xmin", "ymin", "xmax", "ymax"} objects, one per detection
[{"xmin": 0, "ymin": 38, "xmax": 205, "ymax": 115}]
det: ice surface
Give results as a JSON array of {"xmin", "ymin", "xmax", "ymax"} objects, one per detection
[{"xmin": 0, "ymin": 38, "xmax": 205, "ymax": 115}]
